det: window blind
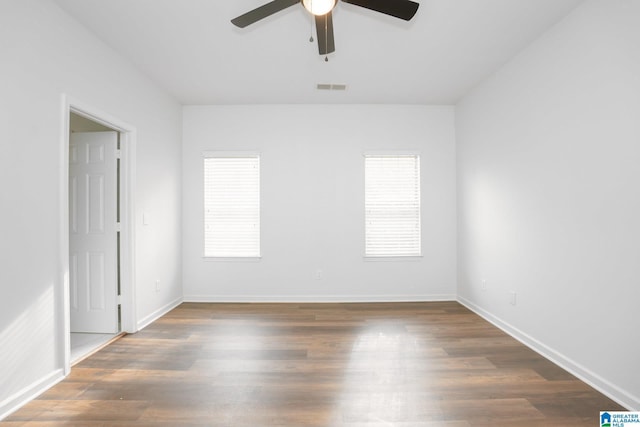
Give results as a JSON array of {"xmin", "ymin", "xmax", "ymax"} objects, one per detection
[
  {"xmin": 204, "ymin": 155, "xmax": 260, "ymax": 257},
  {"xmin": 365, "ymin": 155, "xmax": 421, "ymax": 257}
]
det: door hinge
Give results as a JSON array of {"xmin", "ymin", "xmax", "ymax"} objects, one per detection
[
  {"xmin": 116, "ymin": 149, "xmax": 122, "ymax": 159},
  {"xmin": 115, "ymin": 222, "xmax": 122, "ymax": 232}
]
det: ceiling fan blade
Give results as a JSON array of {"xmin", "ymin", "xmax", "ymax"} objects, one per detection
[
  {"xmin": 342, "ymin": 0, "xmax": 419, "ymax": 21},
  {"xmin": 315, "ymin": 12, "xmax": 335, "ymax": 55},
  {"xmin": 231, "ymin": 0, "xmax": 300, "ymax": 28}
]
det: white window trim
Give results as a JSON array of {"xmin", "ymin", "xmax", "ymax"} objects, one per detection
[
  {"xmin": 363, "ymin": 150, "xmax": 422, "ymax": 156},
  {"xmin": 363, "ymin": 255, "xmax": 423, "ymax": 261},
  {"xmin": 203, "ymin": 151, "xmax": 261, "ymax": 259},
  {"xmin": 203, "ymin": 151, "xmax": 261, "ymax": 158},
  {"xmin": 363, "ymin": 152, "xmax": 422, "ymax": 259}
]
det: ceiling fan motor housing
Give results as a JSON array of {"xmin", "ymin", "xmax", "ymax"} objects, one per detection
[{"xmin": 302, "ymin": 0, "xmax": 337, "ymax": 16}]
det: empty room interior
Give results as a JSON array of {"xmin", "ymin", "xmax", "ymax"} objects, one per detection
[{"xmin": 1, "ymin": 0, "xmax": 639, "ymax": 425}]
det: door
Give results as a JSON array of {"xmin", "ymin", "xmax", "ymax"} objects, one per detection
[{"xmin": 69, "ymin": 131, "xmax": 119, "ymax": 333}]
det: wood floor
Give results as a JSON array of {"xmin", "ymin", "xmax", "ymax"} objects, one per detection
[{"xmin": 3, "ymin": 302, "xmax": 624, "ymax": 426}]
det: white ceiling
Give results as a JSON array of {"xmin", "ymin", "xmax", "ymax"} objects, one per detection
[{"xmin": 54, "ymin": 0, "xmax": 583, "ymax": 105}]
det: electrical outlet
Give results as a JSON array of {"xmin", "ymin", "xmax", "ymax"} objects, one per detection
[
  {"xmin": 315, "ymin": 269, "xmax": 323, "ymax": 280},
  {"xmin": 509, "ymin": 291, "xmax": 517, "ymax": 306},
  {"xmin": 155, "ymin": 280, "xmax": 160, "ymax": 293}
]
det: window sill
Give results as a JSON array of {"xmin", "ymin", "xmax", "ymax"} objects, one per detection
[
  {"xmin": 202, "ymin": 256, "xmax": 262, "ymax": 262},
  {"xmin": 363, "ymin": 255, "xmax": 423, "ymax": 262}
]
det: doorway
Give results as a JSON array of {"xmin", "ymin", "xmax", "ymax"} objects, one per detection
[
  {"xmin": 69, "ymin": 112, "xmax": 120, "ymax": 365},
  {"xmin": 61, "ymin": 97, "xmax": 137, "ymax": 373},
  {"xmin": 68, "ymin": 113, "xmax": 121, "ymax": 363}
]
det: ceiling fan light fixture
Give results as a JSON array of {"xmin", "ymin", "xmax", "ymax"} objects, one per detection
[{"xmin": 302, "ymin": 0, "xmax": 336, "ymax": 16}]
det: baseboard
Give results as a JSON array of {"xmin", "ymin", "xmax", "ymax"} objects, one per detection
[
  {"xmin": 184, "ymin": 294, "xmax": 456, "ymax": 303},
  {"xmin": 136, "ymin": 296, "xmax": 183, "ymax": 331},
  {"xmin": 0, "ymin": 369, "xmax": 65, "ymax": 421},
  {"xmin": 1, "ymin": 296, "xmax": 183, "ymax": 421},
  {"xmin": 457, "ymin": 296, "xmax": 640, "ymax": 411}
]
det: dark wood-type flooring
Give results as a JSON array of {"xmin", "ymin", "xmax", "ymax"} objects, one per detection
[{"xmin": 3, "ymin": 302, "xmax": 625, "ymax": 426}]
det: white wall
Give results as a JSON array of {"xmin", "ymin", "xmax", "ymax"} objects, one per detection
[
  {"xmin": 456, "ymin": 0, "xmax": 640, "ymax": 410},
  {"xmin": 0, "ymin": 0, "xmax": 182, "ymax": 417},
  {"xmin": 183, "ymin": 105, "xmax": 456, "ymax": 301}
]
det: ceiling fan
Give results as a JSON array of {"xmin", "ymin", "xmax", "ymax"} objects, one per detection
[{"xmin": 231, "ymin": 0, "xmax": 419, "ymax": 57}]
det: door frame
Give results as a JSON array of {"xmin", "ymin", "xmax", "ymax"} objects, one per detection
[{"xmin": 59, "ymin": 94, "xmax": 138, "ymax": 375}]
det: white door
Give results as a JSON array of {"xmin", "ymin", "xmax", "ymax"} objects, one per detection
[{"xmin": 69, "ymin": 131, "xmax": 119, "ymax": 333}]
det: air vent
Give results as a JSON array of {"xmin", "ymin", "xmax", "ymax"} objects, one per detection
[{"xmin": 317, "ymin": 84, "xmax": 348, "ymax": 91}]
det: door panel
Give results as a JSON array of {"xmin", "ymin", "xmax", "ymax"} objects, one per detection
[
  {"xmin": 69, "ymin": 131, "xmax": 118, "ymax": 333},
  {"xmin": 87, "ymin": 173, "xmax": 105, "ymax": 233}
]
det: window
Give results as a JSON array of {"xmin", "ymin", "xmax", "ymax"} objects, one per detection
[
  {"xmin": 203, "ymin": 154, "xmax": 260, "ymax": 257},
  {"xmin": 365, "ymin": 154, "xmax": 421, "ymax": 257}
]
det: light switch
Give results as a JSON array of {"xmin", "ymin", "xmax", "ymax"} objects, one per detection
[{"xmin": 143, "ymin": 212, "xmax": 150, "ymax": 226}]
